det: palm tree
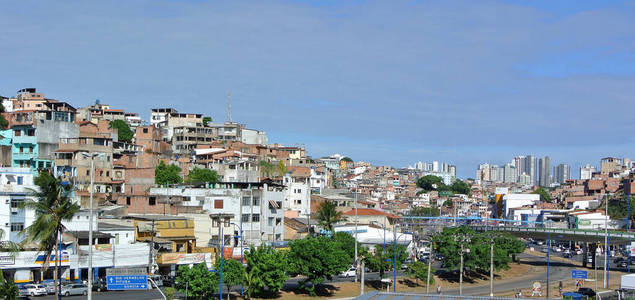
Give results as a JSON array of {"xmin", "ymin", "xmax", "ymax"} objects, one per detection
[
  {"xmin": 22, "ymin": 171, "xmax": 80, "ymax": 298},
  {"xmin": 316, "ymin": 200, "xmax": 342, "ymax": 232},
  {"xmin": 258, "ymin": 160, "xmax": 273, "ymax": 178}
]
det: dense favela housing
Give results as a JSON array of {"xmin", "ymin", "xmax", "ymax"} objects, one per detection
[{"xmin": 2, "ymin": 87, "xmax": 635, "ymax": 285}]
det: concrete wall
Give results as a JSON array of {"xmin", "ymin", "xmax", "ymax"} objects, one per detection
[{"xmin": 36, "ymin": 120, "xmax": 79, "ymax": 160}]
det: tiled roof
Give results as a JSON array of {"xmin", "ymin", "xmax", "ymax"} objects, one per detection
[{"xmin": 342, "ymin": 208, "xmax": 400, "ymax": 219}]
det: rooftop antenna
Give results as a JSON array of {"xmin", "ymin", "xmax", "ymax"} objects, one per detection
[{"xmin": 227, "ymin": 90, "xmax": 231, "ymax": 123}]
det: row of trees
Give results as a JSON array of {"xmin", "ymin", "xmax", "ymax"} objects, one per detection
[
  {"xmin": 175, "ymin": 232, "xmax": 410, "ymax": 299},
  {"xmin": 155, "ymin": 161, "xmax": 220, "ymax": 186},
  {"xmin": 417, "ymin": 175, "xmax": 471, "ymax": 195},
  {"xmin": 433, "ymin": 226, "xmax": 525, "ymax": 273}
]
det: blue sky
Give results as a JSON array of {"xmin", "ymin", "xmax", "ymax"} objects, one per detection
[{"xmin": 2, "ymin": 0, "xmax": 635, "ymax": 178}]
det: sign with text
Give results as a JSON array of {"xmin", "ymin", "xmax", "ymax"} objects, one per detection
[
  {"xmin": 106, "ymin": 275, "xmax": 148, "ymax": 290},
  {"xmin": 572, "ymin": 270, "xmax": 588, "ymax": 279},
  {"xmin": 106, "ymin": 267, "xmax": 147, "ymax": 276}
]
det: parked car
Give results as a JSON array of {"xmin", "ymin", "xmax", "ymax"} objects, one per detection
[
  {"xmin": 43, "ymin": 282, "xmax": 56, "ymax": 294},
  {"xmin": 575, "ymin": 248, "xmax": 583, "ymax": 255},
  {"xmin": 536, "ymin": 240, "xmax": 544, "ymax": 245},
  {"xmin": 161, "ymin": 275, "xmax": 175, "ymax": 287},
  {"xmin": 92, "ymin": 280, "xmax": 107, "ymax": 292},
  {"xmin": 61, "ymin": 283, "xmax": 88, "ymax": 296},
  {"xmin": 577, "ymin": 287, "xmax": 596, "ymax": 297},
  {"xmin": 339, "ymin": 267, "xmax": 357, "ymax": 278},
  {"xmin": 21, "ymin": 284, "xmax": 48, "ymax": 297},
  {"xmin": 563, "ymin": 252, "xmax": 572, "ymax": 258}
]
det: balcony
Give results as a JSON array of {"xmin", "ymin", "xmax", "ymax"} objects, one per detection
[
  {"xmin": 12, "ymin": 152, "xmax": 36, "ymax": 161},
  {"xmin": 13, "ymin": 136, "xmax": 37, "ymax": 145}
]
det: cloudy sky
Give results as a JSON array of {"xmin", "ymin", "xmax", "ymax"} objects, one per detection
[{"xmin": 2, "ymin": 0, "xmax": 634, "ymax": 178}]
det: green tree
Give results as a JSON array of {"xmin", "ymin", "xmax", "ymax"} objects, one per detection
[
  {"xmin": 316, "ymin": 200, "xmax": 342, "ymax": 232},
  {"xmin": 109, "ymin": 120, "xmax": 134, "ymax": 143},
  {"xmin": 406, "ymin": 261, "xmax": 435, "ymax": 286},
  {"xmin": 258, "ymin": 160, "xmax": 273, "ymax": 178},
  {"xmin": 22, "ymin": 172, "xmax": 80, "ymax": 298},
  {"xmin": 417, "ymin": 175, "xmax": 444, "ymax": 191},
  {"xmin": 332, "ymin": 232, "xmax": 366, "ymax": 262},
  {"xmin": 203, "ymin": 116, "xmax": 212, "ymax": 126},
  {"xmin": 244, "ymin": 245, "xmax": 287, "ymax": 299},
  {"xmin": 215, "ymin": 258, "xmax": 245, "ymax": 297},
  {"xmin": 0, "ymin": 102, "xmax": 8, "ymax": 130},
  {"xmin": 432, "ymin": 226, "xmax": 525, "ymax": 275},
  {"xmin": 287, "ymin": 236, "xmax": 350, "ymax": 296},
  {"xmin": 341, "ymin": 157, "xmax": 353, "ymax": 162},
  {"xmin": 533, "ymin": 187, "xmax": 551, "ymax": 202},
  {"xmin": 185, "ymin": 167, "xmax": 219, "ymax": 184},
  {"xmin": 175, "ymin": 263, "xmax": 219, "ymax": 300},
  {"xmin": 409, "ymin": 206, "xmax": 440, "ymax": 217},
  {"xmin": 364, "ymin": 243, "xmax": 408, "ymax": 279},
  {"xmin": 443, "ymin": 200, "xmax": 453, "ymax": 208},
  {"xmin": 155, "ymin": 161, "xmax": 182, "ymax": 186},
  {"xmin": 0, "ymin": 270, "xmax": 18, "ymax": 300},
  {"xmin": 450, "ymin": 179, "xmax": 471, "ymax": 195}
]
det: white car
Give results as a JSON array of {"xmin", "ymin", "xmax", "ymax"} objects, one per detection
[
  {"xmin": 553, "ymin": 247, "xmax": 562, "ymax": 252},
  {"xmin": 339, "ymin": 268, "xmax": 357, "ymax": 278},
  {"xmin": 21, "ymin": 284, "xmax": 48, "ymax": 297},
  {"xmin": 576, "ymin": 249, "xmax": 583, "ymax": 255}
]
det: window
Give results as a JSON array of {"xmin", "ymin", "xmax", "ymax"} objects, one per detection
[
  {"xmin": 29, "ymin": 147, "xmax": 33, "ymax": 153},
  {"xmin": 27, "ymin": 130, "xmax": 34, "ymax": 136},
  {"xmin": 126, "ymin": 197, "xmax": 131, "ymax": 205},
  {"xmin": 19, "ymin": 147, "xmax": 23, "ymax": 153},
  {"xmin": 14, "ymin": 130, "xmax": 20, "ymax": 136},
  {"xmin": 252, "ymin": 214, "xmax": 260, "ymax": 222},
  {"xmin": 242, "ymin": 197, "xmax": 250, "ymax": 206},
  {"xmin": 10, "ymin": 198, "xmax": 23, "ymax": 208},
  {"xmin": 212, "ymin": 218, "xmax": 219, "ymax": 227},
  {"xmin": 295, "ymin": 199, "xmax": 302, "ymax": 205},
  {"xmin": 214, "ymin": 199, "xmax": 223, "ymax": 209},
  {"xmin": 143, "ymin": 128, "xmax": 148, "ymax": 133},
  {"xmin": 106, "ymin": 171, "xmax": 110, "ymax": 177},
  {"xmin": 241, "ymin": 214, "xmax": 250, "ymax": 223},
  {"xmin": 10, "ymin": 223, "xmax": 24, "ymax": 232},
  {"xmin": 86, "ymin": 170, "xmax": 90, "ymax": 176},
  {"xmin": 252, "ymin": 197, "xmax": 260, "ymax": 206},
  {"xmin": 224, "ymin": 218, "xmax": 230, "ymax": 227},
  {"xmin": 17, "ymin": 177, "xmax": 23, "ymax": 185},
  {"xmin": 149, "ymin": 197, "xmax": 156, "ymax": 206},
  {"xmin": 268, "ymin": 218, "xmax": 274, "ymax": 226}
]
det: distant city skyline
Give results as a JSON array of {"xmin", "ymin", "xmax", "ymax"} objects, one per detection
[{"xmin": 2, "ymin": 1, "xmax": 635, "ymax": 179}]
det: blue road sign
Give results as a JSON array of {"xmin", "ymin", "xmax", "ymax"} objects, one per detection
[
  {"xmin": 106, "ymin": 275, "xmax": 148, "ymax": 290},
  {"xmin": 571, "ymin": 270, "xmax": 588, "ymax": 279}
]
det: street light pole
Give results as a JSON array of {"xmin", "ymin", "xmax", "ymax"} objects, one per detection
[
  {"xmin": 490, "ymin": 239, "xmax": 494, "ymax": 297},
  {"xmin": 605, "ymin": 195, "xmax": 609, "ymax": 289},
  {"xmin": 220, "ymin": 224, "xmax": 224, "ymax": 300},
  {"xmin": 393, "ymin": 228, "xmax": 397, "ymax": 293},
  {"xmin": 354, "ymin": 191, "xmax": 358, "ymax": 282},
  {"xmin": 231, "ymin": 222, "xmax": 244, "ymax": 297},
  {"xmin": 82, "ymin": 152, "xmax": 102, "ymax": 300}
]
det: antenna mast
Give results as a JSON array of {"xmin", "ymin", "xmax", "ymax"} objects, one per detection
[{"xmin": 227, "ymin": 90, "xmax": 232, "ymax": 123}]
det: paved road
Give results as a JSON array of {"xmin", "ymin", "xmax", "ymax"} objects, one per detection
[{"xmin": 22, "ymin": 289, "xmax": 165, "ymax": 300}]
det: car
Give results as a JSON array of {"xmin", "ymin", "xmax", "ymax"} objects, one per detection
[
  {"xmin": 21, "ymin": 283, "xmax": 48, "ymax": 297},
  {"xmin": 43, "ymin": 282, "xmax": 56, "ymax": 294},
  {"xmin": 553, "ymin": 246, "xmax": 562, "ymax": 252},
  {"xmin": 541, "ymin": 247, "xmax": 549, "ymax": 253},
  {"xmin": 536, "ymin": 241, "xmax": 544, "ymax": 245},
  {"xmin": 577, "ymin": 287, "xmax": 596, "ymax": 297},
  {"xmin": 619, "ymin": 261, "xmax": 628, "ymax": 268},
  {"xmin": 563, "ymin": 252, "xmax": 572, "ymax": 258},
  {"xmin": 339, "ymin": 267, "xmax": 357, "ymax": 278},
  {"xmin": 91, "ymin": 280, "xmax": 107, "ymax": 292},
  {"xmin": 61, "ymin": 283, "xmax": 88, "ymax": 297},
  {"xmin": 615, "ymin": 257, "xmax": 626, "ymax": 264},
  {"xmin": 575, "ymin": 249, "xmax": 583, "ymax": 255}
]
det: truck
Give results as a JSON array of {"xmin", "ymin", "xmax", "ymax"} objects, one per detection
[{"xmin": 621, "ymin": 274, "xmax": 635, "ymax": 290}]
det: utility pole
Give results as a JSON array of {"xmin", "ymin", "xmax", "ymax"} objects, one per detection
[
  {"xmin": 149, "ymin": 219, "xmax": 156, "ymax": 275},
  {"xmin": 227, "ymin": 91, "xmax": 231, "ymax": 123},
  {"xmin": 88, "ymin": 154, "xmax": 95, "ymax": 300},
  {"xmin": 354, "ymin": 191, "xmax": 358, "ymax": 282},
  {"xmin": 360, "ymin": 260, "xmax": 365, "ymax": 296},
  {"xmin": 426, "ymin": 241, "xmax": 433, "ymax": 294},
  {"xmin": 605, "ymin": 195, "xmax": 609, "ymax": 289},
  {"xmin": 454, "ymin": 233, "xmax": 470, "ymax": 296},
  {"xmin": 490, "ymin": 239, "xmax": 494, "ymax": 297}
]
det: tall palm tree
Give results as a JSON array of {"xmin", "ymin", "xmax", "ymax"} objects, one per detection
[
  {"xmin": 22, "ymin": 171, "xmax": 80, "ymax": 298},
  {"xmin": 316, "ymin": 200, "xmax": 342, "ymax": 232}
]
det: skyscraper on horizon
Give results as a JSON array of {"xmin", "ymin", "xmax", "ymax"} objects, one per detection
[
  {"xmin": 538, "ymin": 156, "xmax": 551, "ymax": 187},
  {"xmin": 553, "ymin": 163, "xmax": 570, "ymax": 184}
]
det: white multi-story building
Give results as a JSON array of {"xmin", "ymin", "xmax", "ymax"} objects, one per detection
[
  {"xmin": 580, "ymin": 164, "xmax": 597, "ymax": 180},
  {"xmin": 309, "ymin": 167, "xmax": 328, "ymax": 193},
  {"xmin": 150, "ymin": 182, "xmax": 286, "ymax": 244},
  {"xmin": 283, "ymin": 167, "xmax": 311, "ymax": 218},
  {"xmin": 0, "ymin": 168, "xmax": 36, "ymax": 243}
]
